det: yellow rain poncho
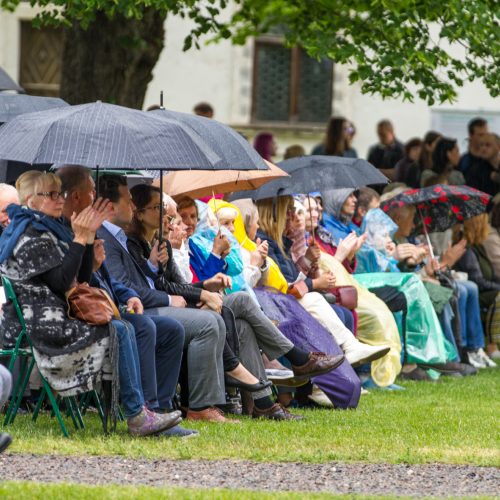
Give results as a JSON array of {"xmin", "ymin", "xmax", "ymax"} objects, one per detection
[
  {"xmin": 208, "ymin": 198, "xmax": 289, "ymax": 293},
  {"xmin": 319, "ymin": 252, "xmax": 402, "ymax": 387}
]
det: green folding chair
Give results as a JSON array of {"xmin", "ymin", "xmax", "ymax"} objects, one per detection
[{"xmin": 1, "ymin": 275, "xmax": 103, "ymax": 437}]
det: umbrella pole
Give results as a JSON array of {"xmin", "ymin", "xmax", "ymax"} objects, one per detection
[
  {"xmin": 95, "ymin": 165, "xmax": 100, "ymax": 199},
  {"xmin": 418, "ymin": 209, "xmax": 435, "ymax": 260},
  {"xmin": 160, "ymin": 91, "xmax": 164, "ymax": 110},
  {"xmin": 307, "ymin": 194, "xmax": 316, "ymax": 245},
  {"xmin": 159, "ymin": 171, "xmax": 164, "ymax": 244}
]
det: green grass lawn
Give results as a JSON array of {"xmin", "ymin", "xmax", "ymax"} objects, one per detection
[
  {"xmin": 2, "ymin": 369, "xmax": 499, "ymax": 466},
  {"xmin": 0, "ymin": 481, "xmax": 451, "ymax": 500}
]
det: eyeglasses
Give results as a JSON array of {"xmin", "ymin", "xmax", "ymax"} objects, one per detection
[
  {"xmin": 164, "ymin": 214, "xmax": 176, "ymax": 224},
  {"xmin": 36, "ymin": 191, "xmax": 67, "ymax": 201},
  {"xmin": 138, "ymin": 204, "xmax": 162, "ymax": 213}
]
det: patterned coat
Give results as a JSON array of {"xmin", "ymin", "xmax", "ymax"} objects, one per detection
[{"xmin": 0, "ymin": 224, "xmax": 111, "ymax": 395}]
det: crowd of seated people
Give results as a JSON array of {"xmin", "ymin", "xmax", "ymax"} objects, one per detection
[{"xmin": 0, "ymin": 114, "xmax": 498, "ymax": 444}]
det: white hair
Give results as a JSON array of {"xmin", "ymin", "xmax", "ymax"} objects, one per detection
[
  {"xmin": 162, "ymin": 194, "xmax": 177, "ymax": 210},
  {"xmin": 0, "ymin": 183, "xmax": 18, "ymax": 197}
]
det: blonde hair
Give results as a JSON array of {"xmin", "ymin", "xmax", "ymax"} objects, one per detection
[
  {"xmin": 216, "ymin": 206, "xmax": 238, "ymax": 223},
  {"xmin": 256, "ymin": 196, "xmax": 292, "ymax": 253},
  {"xmin": 462, "ymin": 213, "xmax": 489, "ymax": 246},
  {"xmin": 16, "ymin": 171, "xmax": 61, "ymax": 206}
]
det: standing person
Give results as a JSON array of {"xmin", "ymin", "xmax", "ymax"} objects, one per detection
[
  {"xmin": 465, "ymin": 133, "xmax": 500, "ymax": 196},
  {"xmin": 311, "ymin": 117, "xmax": 358, "ymax": 158},
  {"xmin": 394, "ymin": 138, "xmax": 423, "ymax": 187},
  {"xmin": 193, "ymin": 102, "xmax": 214, "ymax": 118},
  {"xmin": 421, "ymin": 137, "xmax": 465, "ymax": 187},
  {"xmin": 367, "ymin": 120, "xmax": 404, "ymax": 180},
  {"xmin": 0, "ymin": 184, "xmax": 19, "ymax": 237},
  {"xmin": 458, "ymin": 117, "xmax": 489, "ymax": 175},
  {"xmin": 253, "ymin": 133, "xmax": 277, "ymax": 161}
]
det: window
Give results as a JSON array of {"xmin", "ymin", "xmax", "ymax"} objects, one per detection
[
  {"xmin": 20, "ymin": 21, "xmax": 64, "ymax": 97},
  {"xmin": 252, "ymin": 39, "xmax": 333, "ymax": 124}
]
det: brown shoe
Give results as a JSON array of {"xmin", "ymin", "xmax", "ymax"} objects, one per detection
[
  {"xmin": 186, "ymin": 407, "xmax": 241, "ymax": 424},
  {"xmin": 252, "ymin": 403, "xmax": 303, "ymax": 421},
  {"xmin": 292, "ymin": 352, "xmax": 344, "ymax": 379}
]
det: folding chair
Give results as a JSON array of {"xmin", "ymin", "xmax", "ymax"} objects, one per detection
[{"xmin": 1, "ymin": 276, "xmax": 103, "ymax": 437}]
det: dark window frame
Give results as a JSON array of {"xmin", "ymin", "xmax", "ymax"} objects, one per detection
[{"xmin": 251, "ymin": 37, "xmax": 333, "ymax": 126}]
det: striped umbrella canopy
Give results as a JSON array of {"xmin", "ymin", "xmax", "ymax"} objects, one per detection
[
  {"xmin": 151, "ymin": 108, "xmax": 268, "ymax": 173},
  {"xmin": 0, "ymin": 101, "xmax": 228, "ymax": 170}
]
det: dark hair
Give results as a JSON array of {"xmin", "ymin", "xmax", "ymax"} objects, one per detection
[
  {"xmin": 491, "ymin": 201, "xmax": 500, "ymax": 230},
  {"xmin": 432, "ymin": 137, "xmax": 457, "ymax": 175},
  {"xmin": 128, "ymin": 184, "xmax": 161, "ymax": 239},
  {"xmin": 57, "ymin": 165, "xmax": 91, "ymax": 194},
  {"xmin": 97, "ymin": 174, "xmax": 127, "ymax": 203},
  {"xmin": 175, "ymin": 195, "xmax": 198, "ymax": 215},
  {"xmin": 356, "ymin": 187, "xmax": 380, "ymax": 212},
  {"xmin": 468, "ymin": 117, "xmax": 487, "ymax": 136},
  {"xmin": 377, "ymin": 119, "xmax": 393, "ymax": 130},
  {"xmin": 253, "ymin": 132, "xmax": 275, "ymax": 161},
  {"xmin": 193, "ymin": 102, "xmax": 214, "ymax": 116},
  {"xmin": 404, "ymin": 138, "xmax": 423, "ymax": 157},
  {"xmin": 324, "ymin": 117, "xmax": 348, "ymax": 156},
  {"xmin": 419, "ymin": 131, "xmax": 442, "ymax": 170},
  {"xmin": 146, "ymin": 104, "xmax": 161, "ymax": 112},
  {"xmin": 284, "ymin": 144, "xmax": 306, "ymax": 159}
]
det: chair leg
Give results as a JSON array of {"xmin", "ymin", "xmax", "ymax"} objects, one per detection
[
  {"xmin": 32, "ymin": 386, "xmax": 47, "ymax": 422},
  {"xmin": 69, "ymin": 396, "xmax": 85, "ymax": 430},
  {"xmin": 91, "ymin": 391, "xmax": 106, "ymax": 424},
  {"xmin": 43, "ymin": 380, "xmax": 69, "ymax": 438},
  {"xmin": 5, "ymin": 356, "xmax": 35, "ymax": 425},
  {"xmin": 65, "ymin": 397, "xmax": 80, "ymax": 430}
]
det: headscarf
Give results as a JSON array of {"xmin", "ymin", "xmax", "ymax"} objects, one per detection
[
  {"xmin": 321, "ymin": 188, "xmax": 355, "ymax": 223},
  {"xmin": 0, "ymin": 204, "xmax": 73, "ymax": 264},
  {"xmin": 210, "ymin": 198, "xmax": 289, "ymax": 293}
]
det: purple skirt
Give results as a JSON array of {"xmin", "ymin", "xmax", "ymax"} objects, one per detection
[{"xmin": 255, "ymin": 288, "xmax": 361, "ymax": 409}]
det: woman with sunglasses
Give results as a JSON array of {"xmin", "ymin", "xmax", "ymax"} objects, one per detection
[{"xmin": 0, "ymin": 172, "xmax": 179, "ymax": 436}]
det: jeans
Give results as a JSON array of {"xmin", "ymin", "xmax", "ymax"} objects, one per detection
[
  {"xmin": 456, "ymin": 280, "xmax": 485, "ymax": 350},
  {"xmin": 124, "ymin": 313, "xmax": 185, "ymax": 411},
  {"xmin": 332, "ymin": 305, "xmax": 355, "ymax": 333},
  {"xmin": 113, "ymin": 319, "xmax": 144, "ymax": 418}
]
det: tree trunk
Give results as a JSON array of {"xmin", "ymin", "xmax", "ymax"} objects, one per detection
[{"xmin": 60, "ymin": 9, "xmax": 166, "ymax": 109}]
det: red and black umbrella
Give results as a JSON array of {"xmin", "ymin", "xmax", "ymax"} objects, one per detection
[{"xmin": 380, "ymin": 184, "xmax": 491, "ymax": 234}]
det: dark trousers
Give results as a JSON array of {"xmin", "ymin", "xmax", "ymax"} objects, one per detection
[{"xmin": 123, "ymin": 313, "xmax": 185, "ymax": 411}]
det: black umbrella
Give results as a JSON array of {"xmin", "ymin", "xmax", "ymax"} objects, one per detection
[
  {"xmin": 151, "ymin": 109, "xmax": 268, "ymax": 173},
  {"xmin": 230, "ymin": 155, "xmax": 388, "ymax": 201},
  {"xmin": 0, "ymin": 67, "xmax": 24, "ymax": 93},
  {"xmin": 0, "ymin": 94, "xmax": 68, "ymax": 124}
]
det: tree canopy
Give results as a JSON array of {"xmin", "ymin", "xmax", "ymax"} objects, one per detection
[{"xmin": 1, "ymin": 0, "xmax": 499, "ymax": 105}]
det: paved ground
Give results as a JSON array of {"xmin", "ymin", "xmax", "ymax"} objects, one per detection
[{"xmin": 1, "ymin": 454, "xmax": 499, "ymax": 496}]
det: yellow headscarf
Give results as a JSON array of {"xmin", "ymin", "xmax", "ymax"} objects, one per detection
[{"xmin": 208, "ymin": 198, "xmax": 289, "ymax": 293}]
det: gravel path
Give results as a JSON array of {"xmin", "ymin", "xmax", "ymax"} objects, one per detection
[{"xmin": 1, "ymin": 454, "xmax": 499, "ymax": 497}]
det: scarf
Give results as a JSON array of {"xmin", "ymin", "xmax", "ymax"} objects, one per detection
[{"xmin": 0, "ymin": 204, "xmax": 73, "ymax": 264}]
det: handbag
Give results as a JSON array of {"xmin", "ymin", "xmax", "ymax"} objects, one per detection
[
  {"xmin": 330, "ymin": 286, "xmax": 358, "ymax": 310},
  {"xmin": 287, "ymin": 280, "xmax": 309, "ymax": 299},
  {"xmin": 67, "ymin": 282, "xmax": 120, "ymax": 326}
]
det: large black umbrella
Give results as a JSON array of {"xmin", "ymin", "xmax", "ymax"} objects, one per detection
[
  {"xmin": 151, "ymin": 108, "xmax": 268, "ymax": 173},
  {"xmin": 0, "ymin": 68, "xmax": 24, "ymax": 93},
  {"xmin": 231, "ymin": 155, "xmax": 388, "ymax": 201},
  {"xmin": 0, "ymin": 101, "xmax": 223, "ymax": 170},
  {"xmin": 0, "ymin": 94, "xmax": 68, "ymax": 123}
]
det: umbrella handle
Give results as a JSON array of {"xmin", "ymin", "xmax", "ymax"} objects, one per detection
[{"xmin": 418, "ymin": 209, "xmax": 435, "ymax": 260}]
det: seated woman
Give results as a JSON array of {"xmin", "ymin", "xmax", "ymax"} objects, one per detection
[
  {"xmin": 355, "ymin": 206, "xmax": 461, "ymax": 371},
  {"xmin": 297, "ymin": 196, "xmax": 403, "ymax": 388},
  {"xmin": 0, "ymin": 172, "xmax": 179, "ymax": 436},
  {"xmin": 454, "ymin": 213, "xmax": 500, "ymax": 362},
  {"xmin": 218, "ymin": 198, "xmax": 363, "ymax": 408},
  {"xmin": 128, "ymin": 185, "xmax": 342, "ymax": 420}
]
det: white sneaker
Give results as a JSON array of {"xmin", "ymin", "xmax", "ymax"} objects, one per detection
[
  {"xmin": 467, "ymin": 350, "xmax": 487, "ymax": 369},
  {"xmin": 343, "ymin": 343, "xmax": 391, "ymax": 367},
  {"xmin": 308, "ymin": 385, "xmax": 334, "ymax": 407},
  {"xmin": 477, "ymin": 348, "xmax": 497, "ymax": 368}
]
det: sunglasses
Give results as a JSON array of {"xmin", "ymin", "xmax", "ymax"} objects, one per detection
[{"xmin": 36, "ymin": 191, "xmax": 67, "ymax": 201}]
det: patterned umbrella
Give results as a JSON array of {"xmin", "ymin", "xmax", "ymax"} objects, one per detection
[{"xmin": 380, "ymin": 184, "xmax": 491, "ymax": 234}]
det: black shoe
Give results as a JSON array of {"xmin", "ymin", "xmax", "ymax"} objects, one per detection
[
  {"xmin": 0, "ymin": 433, "xmax": 12, "ymax": 454},
  {"xmin": 252, "ymin": 403, "xmax": 303, "ymax": 420},
  {"xmin": 399, "ymin": 367, "xmax": 434, "ymax": 382},
  {"xmin": 224, "ymin": 374, "xmax": 272, "ymax": 393}
]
